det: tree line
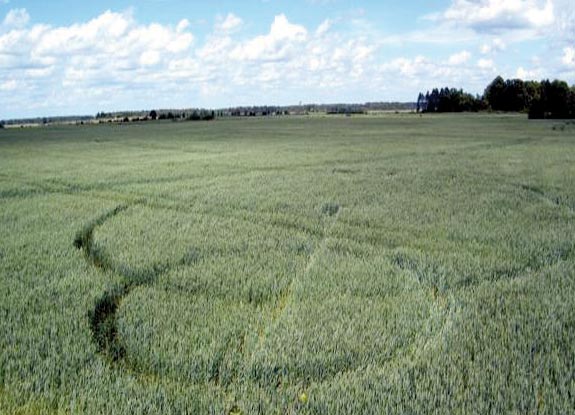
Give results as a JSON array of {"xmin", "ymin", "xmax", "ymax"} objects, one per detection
[
  {"xmin": 95, "ymin": 109, "xmax": 215, "ymax": 122},
  {"xmin": 418, "ymin": 76, "xmax": 575, "ymax": 119}
]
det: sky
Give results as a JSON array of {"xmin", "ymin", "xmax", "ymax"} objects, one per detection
[{"xmin": 0, "ymin": 0, "xmax": 574, "ymax": 118}]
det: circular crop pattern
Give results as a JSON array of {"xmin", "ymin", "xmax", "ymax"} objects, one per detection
[{"xmin": 76, "ymin": 201, "xmax": 449, "ymax": 408}]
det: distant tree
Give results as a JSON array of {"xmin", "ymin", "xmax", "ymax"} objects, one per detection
[
  {"xmin": 428, "ymin": 88, "xmax": 439, "ymax": 112},
  {"xmin": 528, "ymin": 98, "xmax": 545, "ymax": 119},
  {"xmin": 528, "ymin": 79, "xmax": 575, "ymax": 119},
  {"xmin": 167, "ymin": 112, "xmax": 175, "ymax": 120},
  {"xmin": 484, "ymin": 77, "xmax": 540, "ymax": 112},
  {"xmin": 418, "ymin": 87, "xmax": 483, "ymax": 113},
  {"xmin": 484, "ymin": 76, "xmax": 506, "ymax": 110},
  {"xmin": 503, "ymin": 79, "xmax": 526, "ymax": 111},
  {"xmin": 188, "ymin": 111, "xmax": 200, "ymax": 121},
  {"xmin": 524, "ymin": 81, "xmax": 541, "ymax": 109},
  {"xmin": 416, "ymin": 93, "xmax": 426, "ymax": 112},
  {"xmin": 547, "ymin": 80, "xmax": 571, "ymax": 118}
]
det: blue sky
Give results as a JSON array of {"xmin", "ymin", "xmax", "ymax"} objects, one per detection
[{"xmin": 1, "ymin": 0, "xmax": 574, "ymax": 118}]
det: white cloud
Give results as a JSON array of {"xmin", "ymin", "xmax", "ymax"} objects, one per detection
[
  {"xmin": 25, "ymin": 66, "xmax": 54, "ymax": 78},
  {"xmin": 562, "ymin": 47, "xmax": 575, "ymax": 67},
  {"xmin": 381, "ymin": 56, "xmax": 428, "ymax": 78},
  {"xmin": 216, "ymin": 13, "xmax": 243, "ymax": 32},
  {"xmin": 167, "ymin": 58, "xmax": 205, "ymax": 80},
  {"xmin": 230, "ymin": 14, "xmax": 307, "ymax": 61},
  {"xmin": 140, "ymin": 50, "xmax": 161, "ymax": 66},
  {"xmin": 27, "ymin": 11, "xmax": 193, "ymax": 59},
  {"xmin": 376, "ymin": 52, "xmax": 503, "ymax": 97},
  {"xmin": 0, "ymin": 6, "xmax": 571, "ymax": 118},
  {"xmin": 196, "ymin": 35, "xmax": 233, "ymax": 61},
  {"xmin": 3, "ymin": 8, "xmax": 29, "ymax": 28},
  {"xmin": 176, "ymin": 19, "xmax": 190, "ymax": 33},
  {"xmin": 0, "ymin": 9, "xmax": 199, "ymax": 115},
  {"xmin": 316, "ymin": 19, "xmax": 331, "ymax": 36},
  {"xmin": 515, "ymin": 66, "xmax": 541, "ymax": 79},
  {"xmin": 480, "ymin": 38, "xmax": 506, "ymax": 54},
  {"xmin": 438, "ymin": 0, "xmax": 554, "ymax": 32},
  {"xmin": 477, "ymin": 58, "xmax": 495, "ymax": 70},
  {"xmin": 269, "ymin": 14, "xmax": 307, "ymax": 40},
  {"xmin": 448, "ymin": 50, "xmax": 471, "ymax": 65},
  {"xmin": 0, "ymin": 79, "xmax": 18, "ymax": 90},
  {"xmin": 552, "ymin": 0, "xmax": 575, "ymax": 44}
]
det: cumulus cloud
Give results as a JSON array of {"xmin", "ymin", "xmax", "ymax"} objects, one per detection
[
  {"xmin": 477, "ymin": 58, "xmax": 495, "ymax": 70},
  {"xmin": 0, "ymin": 5, "xmax": 571, "ymax": 118},
  {"xmin": 2, "ymin": 12, "xmax": 192, "ymax": 68},
  {"xmin": 439, "ymin": 0, "xmax": 554, "ymax": 32},
  {"xmin": 381, "ymin": 56, "xmax": 429, "ymax": 78},
  {"xmin": 375, "ymin": 51, "xmax": 503, "ymax": 97},
  {"xmin": 448, "ymin": 50, "xmax": 471, "ymax": 65},
  {"xmin": 0, "ymin": 9, "xmax": 198, "ymax": 115},
  {"xmin": 315, "ymin": 19, "xmax": 331, "ymax": 36},
  {"xmin": 0, "ymin": 10, "xmax": 387, "ymax": 116},
  {"xmin": 480, "ymin": 38, "xmax": 506, "ymax": 54},
  {"xmin": 176, "ymin": 19, "xmax": 190, "ymax": 33},
  {"xmin": 139, "ymin": 50, "xmax": 161, "ymax": 66},
  {"xmin": 216, "ymin": 13, "xmax": 243, "ymax": 32},
  {"xmin": 515, "ymin": 66, "xmax": 541, "ymax": 79},
  {"xmin": 230, "ymin": 14, "xmax": 307, "ymax": 61},
  {"xmin": 2, "ymin": 8, "xmax": 29, "ymax": 28}
]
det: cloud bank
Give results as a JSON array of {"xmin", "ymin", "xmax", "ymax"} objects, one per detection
[{"xmin": 0, "ymin": 1, "xmax": 572, "ymax": 118}]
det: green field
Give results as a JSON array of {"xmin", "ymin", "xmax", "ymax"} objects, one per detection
[{"xmin": 1, "ymin": 114, "xmax": 574, "ymax": 414}]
